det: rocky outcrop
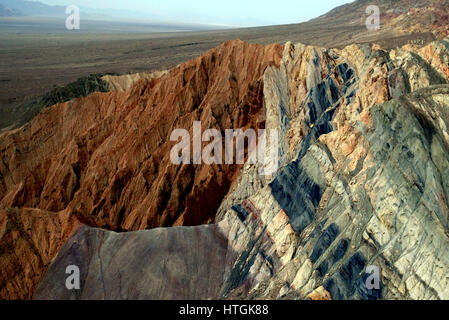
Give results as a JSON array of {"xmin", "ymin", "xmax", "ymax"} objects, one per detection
[
  {"xmin": 0, "ymin": 208, "xmax": 79, "ymax": 299},
  {"xmin": 34, "ymin": 37, "xmax": 449, "ymax": 300},
  {"xmin": 34, "ymin": 224, "xmax": 234, "ymax": 300},
  {"xmin": 101, "ymin": 71, "xmax": 169, "ymax": 92},
  {"xmin": 0, "ymin": 40, "xmax": 283, "ymax": 231},
  {"xmin": 0, "ymin": 40, "xmax": 283, "ymax": 299}
]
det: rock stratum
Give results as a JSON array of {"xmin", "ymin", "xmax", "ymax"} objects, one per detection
[{"xmin": 2, "ymin": 29, "xmax": 449, "ymax": 300}]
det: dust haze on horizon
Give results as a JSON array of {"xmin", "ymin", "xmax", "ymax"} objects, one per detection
[{"xmin": 31, "ymin": 0, "xmax": 355, "ymax": 27}]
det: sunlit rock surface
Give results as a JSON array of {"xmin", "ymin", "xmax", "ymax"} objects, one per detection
[
  {"xmin": 1, "ymin": 40, "xmax": 284, "ymax": 299},
  {"xmin": 32, "ymin": 37, "xmax": 449, "ymax": 300}
]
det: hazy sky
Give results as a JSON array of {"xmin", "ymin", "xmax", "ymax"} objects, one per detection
[{"xmin": 35, "ymin": 0, "xmax": 354, "ymax": 27}]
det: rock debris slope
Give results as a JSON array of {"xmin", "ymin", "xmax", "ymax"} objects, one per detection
[
  {"xmin": 314, "ymin": 0, "xmax": 449, "ymax": 48},
  {"xmin": 29, "ymin": 36, "xmax": 449, "ymax": 300}
]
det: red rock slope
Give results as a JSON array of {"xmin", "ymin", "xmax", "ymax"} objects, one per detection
[
  {"xmin": 0, "ymin": 40, "xmax": 282, "ymax": 299},
  {"xmin": 0, "ymin": 40, "xmax": 283, "ymax": 231}
]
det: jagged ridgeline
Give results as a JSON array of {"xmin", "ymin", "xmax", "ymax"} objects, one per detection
[
  {"xmin": 1, "ymin": 35, "xmax": 449, "ymax": 300},
  {"xmin": 0, "ymin": 73, "xmax": 115, "ymax": 130}
]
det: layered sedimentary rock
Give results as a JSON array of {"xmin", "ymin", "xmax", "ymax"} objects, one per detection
[
  {"xmin": 0, "ymin": 40, "xmax": 283, "ymax": 299},
  {"xmin": 0, "ymin": 40, "xmax": 283, "ymax": 231},
  {"xmin": 0, "ymin": 208, "xmax": 79, "ymax": 299},
  {"xmin": 33, "ymin": 37, "xmax": 449, "ymax": 300}
]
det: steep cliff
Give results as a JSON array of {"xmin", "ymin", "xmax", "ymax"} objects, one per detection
[
  {"xmin": 0, "ymin": 40, "xmax": 283, "ymax": 230},
  {"xmin": 33, "ymin": 37, "xmax": 449, "ymax": 300},
  {"xmin": 0, "ymin": 40, "xmax": 283, "ymax": 299}
]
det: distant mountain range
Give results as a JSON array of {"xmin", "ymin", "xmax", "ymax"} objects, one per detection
[
  {"xmin": 0, "ymin": 0, "xmax": 215, "ymax": 26},
  {"xmin": 0, "ymin": 0, "xmax": 65, "ymax": 17},
  {"xmin": 0, "ymin": 3, "xmax": 23, "ymax": 16}
]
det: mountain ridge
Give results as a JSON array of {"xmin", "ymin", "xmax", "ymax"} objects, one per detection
[
  {"xmin": 30, "ymin": 35, "xmax": 449, "ymax": 300},
  {"xmin": 0, "ymin": 0, "xmax": 65, "ymax": 17},
  {"xmin": 1, "ymin": 0, "xmax": 449, "ymax": 301},
  {"xmin": 2, "ymin": 34, "xmax": 449, "ymax": 299}
]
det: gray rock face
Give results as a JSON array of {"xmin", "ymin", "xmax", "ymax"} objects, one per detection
[
  {"xmin": 35, "ymin": 224, "xmax": 235, "ymax": 300},
  {"xmin": 35, "ymin": 37, "xmax": 449, "ymax": 300}
]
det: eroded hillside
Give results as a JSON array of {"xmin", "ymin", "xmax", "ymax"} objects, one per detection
[{"xmin": 1, "ymin": 34, "xmax": 449, "ymax": 299}]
